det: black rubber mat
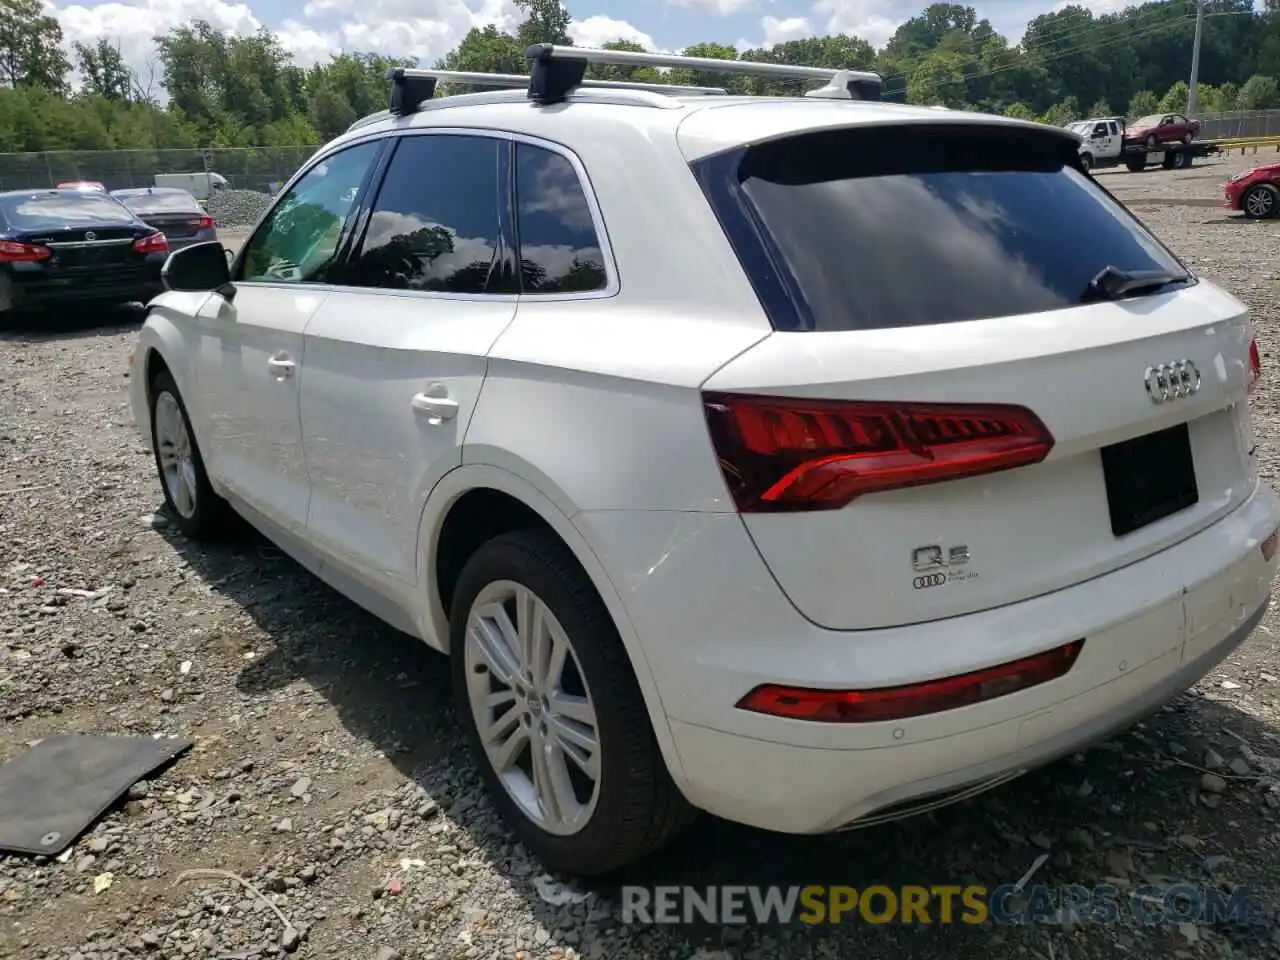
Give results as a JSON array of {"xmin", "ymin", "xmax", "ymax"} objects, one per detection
[{"xmin": 0, "ymin": 733, "xmax": 191, "ymax": 856}]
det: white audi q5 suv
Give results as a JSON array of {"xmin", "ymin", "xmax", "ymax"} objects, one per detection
[{"xmin": 130, "ymin": 46, "xmax": 1280, "ymax": 876}]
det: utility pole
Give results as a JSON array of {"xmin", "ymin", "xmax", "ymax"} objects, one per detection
[{"xmin": 1187, "ymin": 0, "xmax": 1205, "ymax": 116}]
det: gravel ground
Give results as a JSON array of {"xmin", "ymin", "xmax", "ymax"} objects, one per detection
[
  {"xmin": 4, "ymin": 150, "xmax": 1280, "ymax": 960},
  {"xmin": 206, "ymin": 189, "xmax": 274, "ymax": 230}
]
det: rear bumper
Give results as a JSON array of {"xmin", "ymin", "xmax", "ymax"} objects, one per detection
[
  {"xmin": 166, "ymin": 230, "xmax": 219, "ymax": 252},
  {"xmin": 6, "ymin": 266, "xmax": 164, "ymax": 310},
  {"xmin": 576, "ymin": 481, "xmax": 1280, "ymax": 833}
]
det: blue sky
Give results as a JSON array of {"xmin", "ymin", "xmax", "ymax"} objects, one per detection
[{"xmin": 45, "ymin": 0, "xmax": 1179, "ymax": 79}]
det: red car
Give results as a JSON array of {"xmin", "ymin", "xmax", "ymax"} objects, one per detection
[
  {"xmin": 1124, "ymin": 113, "xmax": 1200, "ymax": 148},
  {"xmin": 1225, "ymin": 161, "xmax": 1280, "ymax": 219}
]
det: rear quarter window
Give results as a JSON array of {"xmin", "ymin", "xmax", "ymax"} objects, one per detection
[{"xmin": 693, "ymin": 124, "xmax": 1191, "ymax": 332}]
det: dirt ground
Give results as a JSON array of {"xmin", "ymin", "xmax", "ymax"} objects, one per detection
[{"xmin": 3, "ymin": 150, "xmax": 1280, "ymax": 960}]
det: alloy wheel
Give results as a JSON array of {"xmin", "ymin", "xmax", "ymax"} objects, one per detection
[{"xmin": 463, "ymin": 580, "xmax": 602, "ymax": 835}]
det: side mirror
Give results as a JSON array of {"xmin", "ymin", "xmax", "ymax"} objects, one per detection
[{"xmin": 162, "ymin": 241, "xmax": 235, "ymax": 301}]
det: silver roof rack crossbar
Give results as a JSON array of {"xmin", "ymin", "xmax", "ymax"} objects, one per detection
[
  {"xmin": 385, "ymin": 66, "xmax": 726, "ymax": 116},
  {"xmin": 524, "ymin": 44, "xmax": 883, "ymax": 105}
]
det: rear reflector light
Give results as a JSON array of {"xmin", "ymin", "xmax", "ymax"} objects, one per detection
[
  {"xmin": 738, "ymin": 640, "xmax": 1085, "ymax": 723},
  {"xmin": 0, "ymin": 240, "xmax": 52, "ymax": 262},
  {"xmin": 1262, "ymin": 528, "xmax": 1278, "ymax": 562},
  {"xmin": 190, "ymin": 216, "xmax": 215, "ymax": 231},
  {"xmin": 134, "ymin": 232, "xmax": 169, "ymax": 255},
  {"xmin": 1249, "ymin": 339, "xmax": 1262, "ymax": 393},
  {"xmin": 702, "ymin": 393, "xmax": 1055, "ymax": 512}
]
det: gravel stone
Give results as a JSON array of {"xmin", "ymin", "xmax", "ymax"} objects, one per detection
[
  {"xmin": 2, "ymin": 151, "xmax": 1280, "ymax": 960},
  {"xmin": 206, "ymin": 188, "xmax": 272, "ymax": 229}
]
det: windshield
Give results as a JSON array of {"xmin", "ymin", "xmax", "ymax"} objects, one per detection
[
  {"xmin": 115, "ymin": 191, "xmax": 201, "ymax": 215},
  {"xmin": 1133, "ymin": 115, "xmax": 1163, "ymax": 126},
  {"xmin": 0, "ymin": 193, "xmax": 134, "ymax": 230},
  {"xmin": 694, "ymin": 124, "xmax": 1190, "ymax": 332}
]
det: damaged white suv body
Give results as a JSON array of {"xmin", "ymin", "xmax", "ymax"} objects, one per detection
[{"xmin": 130, "ymin": 45, "xmax": 1280, "ymax": 875}]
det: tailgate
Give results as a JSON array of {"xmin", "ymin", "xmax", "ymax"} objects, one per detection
[{"xmin": 703, "ymin": 284, "xmax": 1258, "ymax": 630}]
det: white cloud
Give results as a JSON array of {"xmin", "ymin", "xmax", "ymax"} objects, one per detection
[
  {"xmin": 51, "ymin": 0, "xmax": 522, "ymax": 89},
  {"xmin": 761, "ymin": 15, "xmax": 811, "ymax": 45},
  {"xmin": 813, "ymin": 0, "xmax": 901, "ymax": 46},
  {"xmin": 569, "ymin": 15, "xmax": 657, "ymax": 51},
  {"xmin": 54, "ymin": 0, "xmax": 260, "ymax": 82},
  {"xmin": 666, "ymin": 0, "xmax": 756, "ymax": 14}
]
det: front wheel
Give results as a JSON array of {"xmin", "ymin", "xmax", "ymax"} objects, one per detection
[
  {"xmin": 1146, "ymin": 134, "xmax": 1159, "ymax": 150},
  {"xmin": 450, "ymin": 530, "xmax": 695, "ymax": 875},
  {"xmin": 1080, "ymin": 152, "xmax": 1094, "ymax": 172},
  {"xmin": 149, "ymin": 370, "xmax": 230, "ymax": 538},
  {"xmin": 1243, "ymin": 183, "xmax": 1280, "ymax": 220}
]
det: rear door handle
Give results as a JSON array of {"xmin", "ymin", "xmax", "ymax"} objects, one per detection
[
  {"xmin": 267, "ymin": 355, "xmax": 295, "ymax": 378},
  {"xmin": 412, "ymin": 391, "xmax": 459, "ymax": 421}
]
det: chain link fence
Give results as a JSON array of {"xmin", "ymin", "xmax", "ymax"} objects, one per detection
[
  {"xmin": 1198, "ymin": 110, "xmax": 1280, "ymax": 141},
  {"xmin": 1, "ymin": 111, "xmax": 1277, "ymax": 193},
  {"xmin": 0, "ymin": 146, "xmax": 319, "ymax": 194}
]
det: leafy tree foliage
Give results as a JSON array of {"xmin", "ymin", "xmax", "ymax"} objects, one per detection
[{"xmin": 3, "ymin": 0, "xmax": 1280, "ymax": 155}]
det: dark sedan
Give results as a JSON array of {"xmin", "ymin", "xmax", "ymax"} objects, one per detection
[
  {"xmin": 0, "ymin": 188, "xmax": 169, "ymax": 321},
  {"xmin": 110, "ymin": 187, "xmax": 219, "ymax": 252}
]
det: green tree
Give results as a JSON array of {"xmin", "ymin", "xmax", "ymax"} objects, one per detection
[
  {"xmin": 0, "ymin": 0, "xmax": 70, "ymax": 91},
  {"xmin": 515, "ymin": 0, "xmax": 572, "ymax": 48},
  {"xmin": 75, "ymin": 38, "xmax": 133, "ymax": 101},
  {"xmin": 1128, "ymin": 89, "xmax": 1159, "ymax": 118},
  {"xmin": 1041, "ymin": 96, "xmax": 1081, "ymax": 126},
  {"xmin": 1239, "ymin": 73, "xmax": 1280, "ymax": 109},
  {"xmin": 1087, "ymin": 98, "xmax": 1111, "ymax": 118},
  {"xmin": 1158, "ymin": 80, "xmax": 1188, "ymax": 113},
  {"xmin": 906, "ymin": 50, "xmax": 968, "ymax": 106},
  {"xmin": 439, "ymin": 25, "xmax": 525, "ymax": 75}
]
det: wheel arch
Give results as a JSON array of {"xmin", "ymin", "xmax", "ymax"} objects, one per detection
[{"xmin": 416, "ymin": 461, "xmax": 691, "ymax": 793}]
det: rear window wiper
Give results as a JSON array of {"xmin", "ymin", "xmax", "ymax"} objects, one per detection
[{"xmin": 1084, "ymin": 265, "xmax": 1183, "ymax": 302}]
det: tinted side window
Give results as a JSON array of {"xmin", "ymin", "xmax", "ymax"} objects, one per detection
[
  {"xmin": 240, "ymin": 141, "xmax": 380, "ymax": 284},
  {"xmin": 345, "ymin": 135, "xmax": 501, "ymax": 294},
  {"xmin": 514, "ymin": 143, "xmax": 608, "ymax": 294},
  {"xmin": 695, "ymin": 125, "xmax": 1190, "ymax": 333}
]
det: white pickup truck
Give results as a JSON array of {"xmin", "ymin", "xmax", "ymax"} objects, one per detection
[{"xmin": 1068, "ymin": 117, "xmax": 1125, "ymax": 171}]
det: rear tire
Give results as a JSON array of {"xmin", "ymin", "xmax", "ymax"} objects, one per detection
[
  {"xmin": 1125, "ymin": 156, "xmax": 1146, "ymax": 172},
  {"xmin": 1243, "ymin": 183, "xmax": 1280, "ymax": 220},
  {"xmin": 148, "ymin": 370, "xmax": 230, "ymax": 539},
  {"xmin": 450, "ymin": 530, "xmax": 696, "ymax": 875}
]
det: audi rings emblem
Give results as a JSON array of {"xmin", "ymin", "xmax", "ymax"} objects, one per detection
[{"xmin": 1144, "ymin": 359, "xmax": 1201, "ymax": 404}]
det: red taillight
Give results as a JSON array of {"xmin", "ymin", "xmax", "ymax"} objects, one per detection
[
  {"xmin": 133, "ymin": 232, "xmax": 169, "ymax": 255},
  {"xmin": 702, "ymin": 393, "xmax": 1055, "ymax": 512},
  {"xmin": 738, "ymin": 640, "xmax": 1085, "ymax": 723},
  {"xmin": 0, "ymin": 239, "xmax": 52, "ymax": 262},
  {"xmin": 1249, "ymin": 339, "xmax": 1262, "ymax": 393},
  {"xmin": 190, "ymin": 216, "xmax": 215, "ymax": 231}
]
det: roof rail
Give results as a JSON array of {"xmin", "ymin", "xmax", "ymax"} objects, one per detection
[
  {"xmin": 525, "ymin": 44, "xmax": 883, "ymax": 106},
  {"xmin": 385, "ymin": 66, "xmax": 726, "ymax": 117}
]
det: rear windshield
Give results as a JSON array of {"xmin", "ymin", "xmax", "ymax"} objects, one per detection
[
  {"xmin": 116, "ymin": 191, "xmax": 200, "ymax": 215},
  {"xmin": 0, "ymin": 193, "xmax": 134, "ymax": 230},
  {"xmin": 694, "ymin": 124, "xmax": 1190, "ymax": 332}
]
